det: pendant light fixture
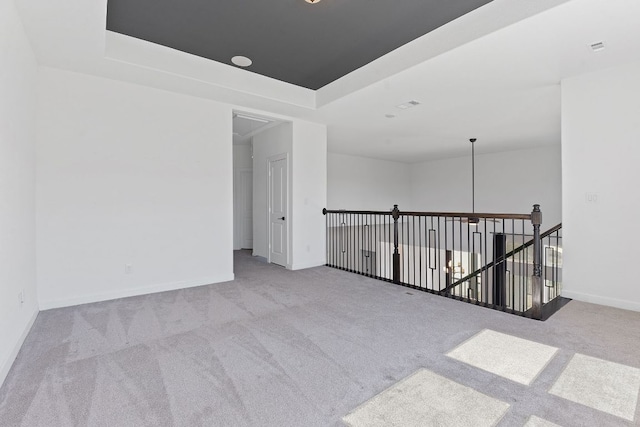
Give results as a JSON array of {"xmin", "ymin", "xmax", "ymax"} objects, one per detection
[{"xmin": 449, "ymin": 138, "xmax": 490, "ymax": 224}]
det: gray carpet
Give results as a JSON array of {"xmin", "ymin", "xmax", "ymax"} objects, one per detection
[{"xmin": 1, "ymin": 250, "xmax": 639, "ymax": 426}]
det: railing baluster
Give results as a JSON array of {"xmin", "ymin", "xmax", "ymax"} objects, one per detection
[
  {"xmin": 334, "ymin": 212, "xmax": 337, "ymax": 267},
  {"xmin": 467, "ymin": 219, "xmax": 471, "ymax": 299},
  {"xmin": 437, "ymin": 217, "xmax": 441, "ymax": 292},
  {"xmin": 418, "ymin": 215, "xmax": 422, "ymax": 289},
  {"xmin": 325, "ymin": 210, "xmax": 329, "ymax": 266},
  {"xmin": 405, "ymin": 214, "xmax": 409, "ymax": 284},
  {"xmin": 392, "ymin": 205, "xmax": 400, "ymax": 284},
  {"xmin": 334, "ymin": 213, "xmax": 337, "ymax": 267},
  {"xmin": 331, "ymin": 212, "xmax": 335, "ymax": 267},
  {"xmin": 444, "ymin": 216, "xmax": 448, "ymax": 295},
  {"xmin": 373, "ymin": 214, "xmax": 377, "ymax": 277},
  {"xmin": 531, "ymin": 204, "xmax": 543, "ymax": 319},
  {"xmin": 351, "ymin": 213, "xmax": 355, "ymax": 272},
  {"xmin": 412, "ymin": 216, "xmax": 416, "ymax": 287},
  {"xmin": 483, "ymin": 219, "xmax": 488, "ymax": 305},
  {"xmin": 331, "ymin": 212, "xmax": 334, "ymax": 267}
]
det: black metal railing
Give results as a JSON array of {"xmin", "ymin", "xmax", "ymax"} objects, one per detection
[{"xmin": 323, "ymin": 204, "xmax": 563, "ymax": 320}]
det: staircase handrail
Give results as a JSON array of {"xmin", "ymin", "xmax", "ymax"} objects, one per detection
[{"xmin": 440, "ymin": 223, "xmax": 562, "ymax": 295}]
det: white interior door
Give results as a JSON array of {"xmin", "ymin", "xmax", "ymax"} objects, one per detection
[{"xmin": 269, "ymin": 156, "xmax": 288, "ymax": 266}]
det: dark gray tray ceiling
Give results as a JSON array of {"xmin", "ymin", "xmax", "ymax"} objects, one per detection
[{"xmin": 106, "ymin": 0, "xmax": 492, "ymax": 90}]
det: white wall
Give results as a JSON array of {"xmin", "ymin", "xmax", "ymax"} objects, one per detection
[
  {"xmin": 410, "ymin": 145, "xmax": 562, "ymax": 226},
  {"xmin": 327, "ymin": 153, "xmax": 412, "ymax": 211},
  {"xmin": 561, "ymin": 61, "xmax": 640, "ymax": 311},
  {"xmin": 36, "ymin": 67, "xmax": 234, "ymax": 309},
  {"xmin": 233, "ymin": 144, "xmax": 252, "ymax": 170},
  {"xmin": 291, "ymin": 121, "xmax": 327, "ymax": 270},
  {"xmin": 252, "ymin": 123, "xmax": 293, "ymax": 260},
  {"xmin": 0, "ymin": 0, "xmax": 39, "ymax": 386}
]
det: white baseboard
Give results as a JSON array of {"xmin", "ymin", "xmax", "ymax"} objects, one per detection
[
  {"xmin": 39, "ymin": 274, "xmax": 235, "ymax": 310},
  {"xmin": 291, "ymin": 260, "xmax": 326, "ymax": 270},
  {"xmin": 0, "ymin": 308, "xmax": 38, "ymax": 388},
  {"xmin": 562, "ymin": 289, "xmax": 640, "ymax": 312}
]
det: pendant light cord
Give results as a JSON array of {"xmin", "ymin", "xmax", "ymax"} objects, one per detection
[
  {"xmin": 470, "ymin": 138, "xmax": 477, "ymax": 214},
  {"xmin": 471, "ymin": 139, "xmax": 475, "ymax": 214}
]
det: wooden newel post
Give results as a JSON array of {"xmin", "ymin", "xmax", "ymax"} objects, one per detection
[
  {"xmin": 531, "ymin": 204, "xmax": 543, "ymax": 319},
  {"xmin": 392, "ymin": 204, "xmax": 401, "ymax": 284}
]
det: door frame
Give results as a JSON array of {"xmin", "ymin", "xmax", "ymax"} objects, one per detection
[{"xmin": 267, "ymin": 153, "xmax": 291, "ymax": 268}]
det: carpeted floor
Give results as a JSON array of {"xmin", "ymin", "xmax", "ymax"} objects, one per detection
[{"xmin": 1, "ymin": 250, "xmax": 639, "ymax": 426}]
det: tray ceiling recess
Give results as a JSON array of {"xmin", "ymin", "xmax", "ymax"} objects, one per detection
[{"xmin": 106, "ymin": 0, "xmax": 493, "ymax": 90}]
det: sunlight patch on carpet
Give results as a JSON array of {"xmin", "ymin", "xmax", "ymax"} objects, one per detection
[
  {"xmin": 549, "ymin": 353, "xmax": 640, "ymax": 421},
  {"xmin": 446, "ymin": 329, "xmax": 558, "ymax": 385},
  {"xmin": 342, "ymin": 369, "xmax": 509, "ymax": 427}
]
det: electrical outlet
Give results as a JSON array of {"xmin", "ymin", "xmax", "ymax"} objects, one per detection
[
  {"xmin": 125, "ymin": 264, "xmax": 133, "ymax": 274},
  {"xmin": 585, "ymin": 193, "xmax": 599, "ymax": 203}
]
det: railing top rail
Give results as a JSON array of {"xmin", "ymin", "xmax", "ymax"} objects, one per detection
[
  {"xmin": 399, "ymin": 211, "xmax": 532, "ymax": 220},
  {"xmin": 323, "ymin": 208, "xmax": 531, "ymax": 220},
  {"xmin": 323, "ymin": 208, "xmax": 392, "ymax": 215},
  {"xmin": 540, "ymin": 222, "xmax": 563, "ymax": 238}
]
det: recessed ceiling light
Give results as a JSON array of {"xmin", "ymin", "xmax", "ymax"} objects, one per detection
[
  {"xmin": 590, "ymin": 41, "xmax": 605, "ymax": 52},
  {"xmin": 305, "ymin": 0, "xmax": 321, "ymax": 3},
  {"xmin": 231, "ymin": 56, "xmax": 252, "ymax": 67},
  {"xmin": 385, "ymin": 114, "xmax": 396, "ymax": 118}
]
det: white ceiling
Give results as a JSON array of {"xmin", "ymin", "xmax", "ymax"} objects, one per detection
[
  {"xmin": 14, "ymin": 0, "xmax": 640, "ymax": 162},
  {"xmin": 317, "ymin": 0, "xmax": 640, "ymax": 162}
]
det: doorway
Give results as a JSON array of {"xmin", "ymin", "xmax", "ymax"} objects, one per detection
[{"xmin": 232, "ymin": 111, "xmax": 290, "ymax": 268}]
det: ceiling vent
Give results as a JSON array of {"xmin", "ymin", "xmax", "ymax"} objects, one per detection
[
  {"xmin": 396, "ymin": 100, "xmax": 421, "ymax": 110},
  {"xmin": 590, "ymin": 41, "xmax": 605, "ymax": 52}
]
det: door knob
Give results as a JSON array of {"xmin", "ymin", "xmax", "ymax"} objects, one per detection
[{"xmin": 279, "ymin": 217, "xmax": 285, "ymax": 220}]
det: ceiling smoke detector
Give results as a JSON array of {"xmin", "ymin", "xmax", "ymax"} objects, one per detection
[{"xmin": 305, "ymin": 0, "xmax": 321, "ymax": 3}]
